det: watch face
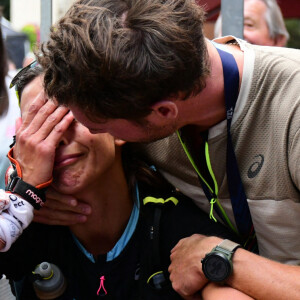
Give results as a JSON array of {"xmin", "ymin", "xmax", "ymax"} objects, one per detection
[{"xmin": 202, "ymin": 253, "xmax": 231, "ymax": 282}]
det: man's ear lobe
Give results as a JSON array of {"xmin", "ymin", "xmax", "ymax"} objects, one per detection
[
  {"xmin": 114, "ymin": 139, "xmax": 126, "ymax": 146},
  {"xmin": 151, "ymin": 100, "xmax": 178, "ymax": 119},
  {"xmin": 274, "ymin": 34, "xmax": 287, "ymax": 47}
]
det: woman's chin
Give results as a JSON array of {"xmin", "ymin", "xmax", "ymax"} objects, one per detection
[{"xmin": 52, "ymin": 176, "xmax": 82, "ymax": 194}]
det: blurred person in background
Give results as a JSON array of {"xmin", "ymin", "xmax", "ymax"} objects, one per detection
[
  {"xmin": 0, "ymin": 18, "xmax": 20, "ymax": 190},
  {"xmin": 214, "ymin": 0, "xmax": 289, "ymax": 46}
]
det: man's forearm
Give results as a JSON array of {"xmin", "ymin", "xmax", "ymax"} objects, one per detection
[
  {"xmin": 169, "ymin": 234, "xmax": 300, "ymax": 300},
  {"xmin": 227, "ymin": 248, "xmax": 300, "ymax": 300}
]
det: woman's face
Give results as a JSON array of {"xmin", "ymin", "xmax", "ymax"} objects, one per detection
[{"xmin": 20, "ymin": 75, "xmax": 123, "ymax": 194}]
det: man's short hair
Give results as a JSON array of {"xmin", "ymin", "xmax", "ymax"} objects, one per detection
[{"xmin": 38, "ymin": 0, "xmax": 210, "ymax": 121}]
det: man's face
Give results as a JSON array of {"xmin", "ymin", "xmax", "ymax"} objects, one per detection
[
  {"xmin": 69, "ymin": 105, "xmax": 178, "ymax": 143},
  {"xmin": 243, "ymin": 0, "xmax": 275, "ymax": 46}
]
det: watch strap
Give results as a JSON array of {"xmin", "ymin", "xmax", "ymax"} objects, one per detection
[
  {"xmin": 5, "ymin": 175, "xmax": 46, "ymax": 210},
  {"xmin": 217, "ymin": 239, "xmax": 241, "ymax": 253}
]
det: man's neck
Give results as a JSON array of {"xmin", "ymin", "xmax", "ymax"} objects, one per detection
[{"xmin": 176, "ymin": 39, "xmax": 244, "ymax": 132}]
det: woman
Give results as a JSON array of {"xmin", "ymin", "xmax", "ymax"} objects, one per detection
[{"xmin": 0, "ymin": 65, "xmax": 253, "ymax": 299}]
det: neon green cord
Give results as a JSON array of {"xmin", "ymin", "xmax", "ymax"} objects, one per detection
[
  {"xmin": 205, "ymin": 142, "xmax": 218, "ymax": 196},
  {"xmin": 176, "ymin": 131, "xmax": 214, "ymax": 194},
  {"xmin": 176, "ymin": 130, "xmax": 238, "ymax": 235},
  {"xmin": 209, "ymin": 198, "xmax": 217, "ymax": 222}
]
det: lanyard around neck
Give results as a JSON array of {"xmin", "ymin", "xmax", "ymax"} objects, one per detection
[
  {"xmin": 216, "ymin": 47, "xmax": 255, "ymax": 241},
  {"xmin": 177, "ymin": 45, "xmax": 257, "ymax": 250}
]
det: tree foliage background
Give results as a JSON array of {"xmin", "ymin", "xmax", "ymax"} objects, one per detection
[{"xmin": 286, "ymin": 19, "xmax": 300, "ymax": 49}]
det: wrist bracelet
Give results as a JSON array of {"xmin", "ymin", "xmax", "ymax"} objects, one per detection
[
  {"xmin": 5, "ymin": 172, "xmax": 46, "ymax": 210},
  {"xmin": 5, "ymin": 147, "xmax": 52, "ymax": 210}
]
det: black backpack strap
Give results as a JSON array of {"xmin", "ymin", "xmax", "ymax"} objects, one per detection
[{"xmin": 140, "ymin": 191, "xmax": 179, "ymax": 292}]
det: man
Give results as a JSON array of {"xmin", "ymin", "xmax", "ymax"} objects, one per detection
[
  {"xmin": 33, "ymin": 0, "xmax": 299, "ymax": 299},
  {"xmin": 214, "ymin": 0, "xmax": 289, "ymax": 46}
]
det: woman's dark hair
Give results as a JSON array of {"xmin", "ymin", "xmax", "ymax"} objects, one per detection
[
  {"xmin": 16, "ymin": 65, "xmax": 43, "ymax": 104},
  {"xmin": 122, "ymin": 143, "xmax": 174, "ymax": 197}
]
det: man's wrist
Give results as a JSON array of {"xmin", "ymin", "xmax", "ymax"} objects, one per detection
[{"xmin": 201, "ymin": 239, "xmax": 241, "ymax": 282}]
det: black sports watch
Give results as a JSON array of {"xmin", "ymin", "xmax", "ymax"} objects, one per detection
[{"xmin": 201, "ymin": 239, "xmax": 241, "ymax": 282}]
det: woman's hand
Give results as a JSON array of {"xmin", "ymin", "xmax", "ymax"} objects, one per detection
[
  {"xmin": 33, "ymin": 187, "xmax": 92, "ymax": 225},
  {"xmin": 13, "ymin": 91, "xmax": 74, "ymax": 187}
]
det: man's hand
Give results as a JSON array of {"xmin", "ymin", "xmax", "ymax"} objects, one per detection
[
  {"xmin": 169, "ymin": 234, "xmax": 222, "ymax": 299},
  {"xmin": 33, "ymin": 187, "xmax": 92, "ymax": 225},
  {"xmin": 13, "ymin": 92, "xmax": 74, "ymax": 187},
  {"xmin": 170, "ymin": 234, "xmax": 300, "ymax": 300}
]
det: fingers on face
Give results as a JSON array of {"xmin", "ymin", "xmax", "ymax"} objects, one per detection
[
  {"xmin": 44, "ymin": 194, "xmax": 91, "ymax": 215},
  {"xmin": 46, "ymin": 110, "xmax": 74, "ymax": 145},
  {"xmin": 18, "ymin": 103, "xmax": 73, "ymax": 149},
  {"xmin": 33, "ymin": 208, "xmax": 87, "ymax": 225},
  {"xmin": 21, "ymin": 90, "xmax": 48, "ymax": 125},
  {"xmin": 46, "ymin": 188, "xmax": 78, "ymax": 206},
  {"xmin": 21, "ymin": 100, "xmax": 65, "ymax": 134}
]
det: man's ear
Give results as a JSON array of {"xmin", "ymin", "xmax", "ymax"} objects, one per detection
[
  {"xmin": 114, "ymin": 139, "xmax": 126, "ymax": 146},
  {"xmin": 150, "ymin": 100, "xmax": 178, "ymax": 119},
  {"xmin": 274, "ymin": 34, "xmax": 287, "ymax": 47}
]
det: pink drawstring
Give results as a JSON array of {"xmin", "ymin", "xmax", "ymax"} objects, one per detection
[{"xmin": 97, "ymin": 275, "xmax": 107, "ymax": 296}]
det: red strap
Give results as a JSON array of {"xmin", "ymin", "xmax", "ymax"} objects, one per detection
[
  {"xmin": 7, "ymin": 147, "xmax": 22, "ymax": 177},
  {"xmin": 7, "ymin": 147, "xmax": 53, "ymax": 189}
]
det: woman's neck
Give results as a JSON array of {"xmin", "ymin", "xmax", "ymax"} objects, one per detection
[{"xmin": 69, "ymin": 165, "xmax": 134, "ymax": 256}]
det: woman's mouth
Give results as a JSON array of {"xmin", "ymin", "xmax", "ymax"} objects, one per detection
[{"xmin": 54, "ymin": 153, "xmax": 84, "ymax": 169}]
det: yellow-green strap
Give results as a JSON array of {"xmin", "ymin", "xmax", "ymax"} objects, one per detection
[
  {"xmin": 147, "ymin": 271, "xmax": 163, "ymax": 284},
  {"xmin": 143, "ymin": 196, "xmax": 178, "ymax": 206}
]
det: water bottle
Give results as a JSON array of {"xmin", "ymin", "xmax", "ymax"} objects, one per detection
[{"xmin": 33, "ymin": 262, "xmax": 66, "ymax": 299}]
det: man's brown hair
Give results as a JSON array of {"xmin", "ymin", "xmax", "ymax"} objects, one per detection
[{"xmin": 38, "ymin": 0, "xmax": 209, "ymax": 121}]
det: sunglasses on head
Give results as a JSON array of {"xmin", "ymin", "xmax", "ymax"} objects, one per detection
[{"xmin": 9, "ymin": 60, "xmax": 38, "ymax": 103}]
